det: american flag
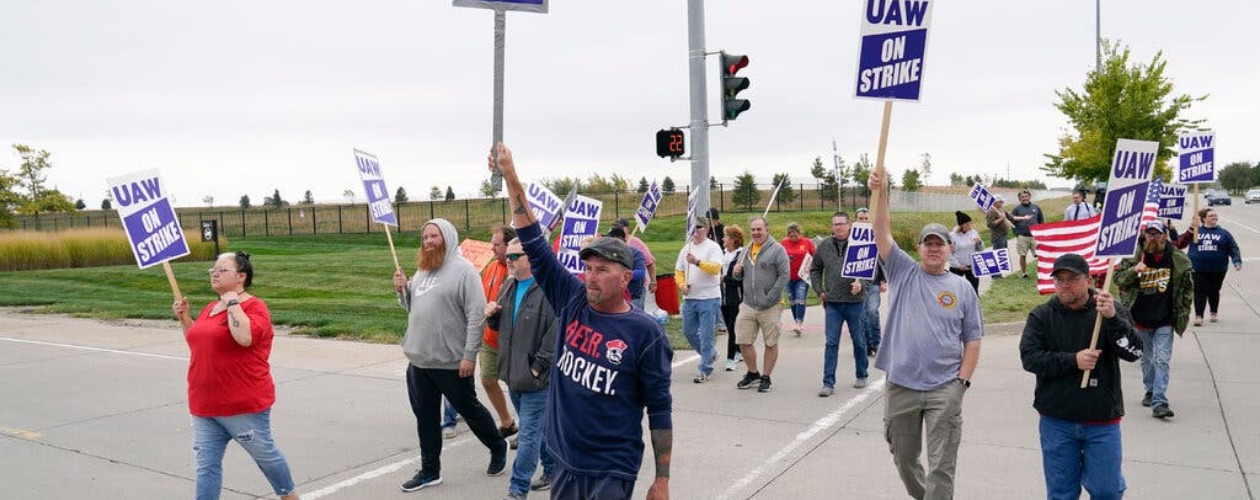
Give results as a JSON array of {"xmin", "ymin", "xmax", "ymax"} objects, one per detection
[
  {"xmin": 1142, "ymin": 177, "xmax": 1163, "ymax": 229},
  {"xmin": 1030, "ymin": 214, "xmax": 1111, "ymax": 294}
]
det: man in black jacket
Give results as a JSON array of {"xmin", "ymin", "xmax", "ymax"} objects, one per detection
[
  {"xmin": 486, "ymin": 238, "xmax": 557, "ymax": 499},
  {"xmin": 1020, "ymin": 253, "xmax": 1143, "ymax": 500}
]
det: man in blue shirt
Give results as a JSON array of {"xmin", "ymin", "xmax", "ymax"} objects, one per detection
[{"xmin": 491, "ymin": 143, "xmax": 673, "ymax": 500}]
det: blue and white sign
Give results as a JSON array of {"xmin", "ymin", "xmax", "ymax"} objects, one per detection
[
  {"xmin": 1095, "ymin": 139, "xmax": 1159, "ymax": 257},
  {"xmin": 557, "ymin": 195, "xmax": 602, "ymax": 274},
  {"xmin": 525, "ymin": 182, "xmax": 564, "ymax": 230},
  {"xmin": 1157, "ymin": 180, "xmax": 1186, "ymax": 219},
  {"xmin": 1177, "ymin": 131, "xmax": 1216, "ymax": 184},
  {"xmin": 841, "ymin": 222, "xmax": 879, "ymax": 279},
  {"xmin": 634, "ymin": 181, "xmax": 663, "ymax": 233},
  {"xmin": 353, "ymin": 149, "xmax": 397, "ymax": 227},
  {"xmin": 970, "ymin": 248, "xmax": 1011, "ymax": 277},
  {"xmin": 968, "ymin": 183, "xmax": 995, "ymax": 212},
  {"xmin": 855, "ymin": 0, "xmax": 934, "ymax": 101},
  {"xmin": 107, "ymin": 170, "xmax": 190, "ymax": 269},
  {"xmin": 453, "ymin": 0, "xmax": 547, "ymax": 13},
  {"xmin": 685, "ymin": 189, "xmax": 699, "ymax": 242}
]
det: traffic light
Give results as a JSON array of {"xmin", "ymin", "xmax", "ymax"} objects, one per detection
[
  {"xmin": 656, "ymin": 129, "xmax": 685, "ymax": 159},
  {"xmin": 719, "ymin": 52, "xmax": 751, "ymax": 121}
]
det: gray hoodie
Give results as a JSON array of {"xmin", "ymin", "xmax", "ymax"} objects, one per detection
[
  {"xmin": 397, "ymin": 218, "xmax": 487, "ymax": 370},
  {"xmin": 738, "ymin": 238, "xmax": 790, "ymax": 310}
]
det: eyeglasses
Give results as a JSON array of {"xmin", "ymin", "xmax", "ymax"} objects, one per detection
[
  {"xmin": 208, "ymin": 267, "xmax": 239, "ymax": 276},
  {"xmin": 506, "ymin": 253, "xmax": 524, "ymax": 262}
]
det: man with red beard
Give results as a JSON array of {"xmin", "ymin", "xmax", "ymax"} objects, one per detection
[
  {"xmin": 492, "ymin": 143, "xmax": 674, "ymax": 500},
  {"xmin": 393, "ymin": 218, "xmax": 508, "ymax": 492},
  {"xmin": 1115, "ymin": 220, "xmax": 1193, "ymax": 419}
]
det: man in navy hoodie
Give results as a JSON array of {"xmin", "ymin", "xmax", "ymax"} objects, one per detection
[{"xmin": 491, "ymin": 143, "xmax": 674, "ymax": 500}]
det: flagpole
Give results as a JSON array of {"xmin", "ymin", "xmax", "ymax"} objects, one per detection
[{"xmin": 763, "ymin": 176, "xmax": 787, "ymax": 218}]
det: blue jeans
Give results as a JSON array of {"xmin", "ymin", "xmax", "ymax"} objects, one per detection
[
  {"xmin": 1135, "ymin": 325, "xmax": 1174, "ymax": 407},
  {"xmin": 441, "ymin": 398, "xmax": 457, "ymax": 429},
  {"xmin": 863, "ymin": 282, "xmax": 882, "ymax": 350},
  {"xmin": 822, "ymin": 302, "xmax": 868, "ymax": 387},
  {"xmin": 508, "ymin": 390, "xmax": 554, "ymax": 495},
  {"xmin": 785, "ymin": 279, "xmax": 809, "ymax": 323},
  {"xmin": 1039, "ymin": 415, "xmax": 1125, "ymax": 500},
  {"xmin": 682, "ymin": 297, "xmax": 720, "ymax": 375},
  {"xmin": 192, "ymin": 409, "xmax": 295, "ymax": 500}
]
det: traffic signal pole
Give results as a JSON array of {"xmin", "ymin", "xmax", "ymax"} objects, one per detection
[{"xmin": 686, "ymin": 0, "xmax": 711, "ymax": 217}]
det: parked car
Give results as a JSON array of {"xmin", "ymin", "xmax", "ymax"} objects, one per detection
[
  {"xmin": 1207, "ymin": 192, "xmax": 1232, "ymax": 206},
  {"xmin": 1246, "ymin": 189, "xmax": 1260, "ymax": 204}
]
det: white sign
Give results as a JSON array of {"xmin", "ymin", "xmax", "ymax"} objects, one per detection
[
  {"xmin": 970, "ymin": 248, "xmax": 1011, "ymax": 277},
  {"xmin": 557, "ymin": 195, "xmax": 602, "ymax": 274},
  {"xmin": 525, "ymin": 182, "xmax": 564, "ymax": 230},
  {"xmin": 1177, "ymin": 131, "xmax": 1216, "ymax": 184},
  {"xmin": 1095, "ymin": 139, "xmax": 1159, "ymax": 257},
  {"xmin": 106, "ymin": 170, "xmax": 190, "ymax": 269},
  {"xmin": 855, "ymin": 0, "xmax": 934, "ymax": 101},
  {"xmin": 634, "ymin": 181, "xmax": 663, "ymax": 233},
  {"xmin": 354, "ymin": 149, "xmax": 397, "ymax": 226},
  {"xmin": 968, "ymin": 183, "xmax": 995, "ymax": 212},
  {"xmin": 841, "ymin": 222, "xmax": 879, "ymax": 279}
]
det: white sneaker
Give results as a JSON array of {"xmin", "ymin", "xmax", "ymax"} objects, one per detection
[
  {"xmin": 442, "ymin": 426, "xmax": 458, "ymax": 439},
  {"xmin": 725, "ymin": 359, "xmax": 737, "ymax": 372},
  {"xmin": 734, "ymin": 352, "xmax": 744, "ymax": 363}
]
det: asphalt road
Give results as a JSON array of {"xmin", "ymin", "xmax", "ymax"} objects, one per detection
[{"xmin": 1, "ymin": 204, "xmax": 1257, "ymax": 499}]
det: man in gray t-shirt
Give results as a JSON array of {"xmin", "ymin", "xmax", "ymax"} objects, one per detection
[{"xmin": 869, "ymin": 169, "xmax": 984, "ymax": 500}]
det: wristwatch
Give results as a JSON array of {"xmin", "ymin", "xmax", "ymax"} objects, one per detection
[
  {"xmin": 226, "ymin": 299, "xmax": 240, "ymax": 307},
  {"xmin": 956, "ymin": 378, "xmax": 971, "ymax": 388}
]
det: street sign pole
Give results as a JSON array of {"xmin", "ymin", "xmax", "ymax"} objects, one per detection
[{"xmin": 687, "ymin": 0, "xmax": 710, "ymax": 218}]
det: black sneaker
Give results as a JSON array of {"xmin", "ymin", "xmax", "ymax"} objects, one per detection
[
  {"xmin": 401, "ymin": 470, "xmax": 442, "ymax": 492},
  {"xmin": 487, "ymin": 444, "xmax": 508, "ymax": 476},
  {"xmin": 737, "ymin": 372, "xmax": 762, "ymax": 390},
  {"xmin": 1153, "ymin": 404, "xmax": 1175, "ymax": 419},
  {"xmin": 1141, "ymin": 392, "xmax": 1153, "ymax": 407},
  {"xmin": 757, "ymin": 375, "xmax": 773, "ymax": 393},
  {"xmin": 530, "ymin": 474, "xmax": 552, "ymax": 491}
]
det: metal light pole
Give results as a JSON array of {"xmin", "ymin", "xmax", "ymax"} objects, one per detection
[
  {"xmin": 687, "ymin": 0, "xmax": 711, "ymax": 218},
  {"xmin": 1095, "ymin": 0, "xmax": 1101, "ymax": 72}
]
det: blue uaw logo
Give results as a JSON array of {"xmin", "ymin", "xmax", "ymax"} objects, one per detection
[{"xmin": 937, "ymin": 291, "xmax": 958, "ymax": 310}]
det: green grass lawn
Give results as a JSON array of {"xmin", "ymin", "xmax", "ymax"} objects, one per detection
[{"xmin": 0, "ymin": 197, "xmax": 1075, "ymax": 349}]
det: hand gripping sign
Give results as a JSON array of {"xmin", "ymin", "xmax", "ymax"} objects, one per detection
[{"xmin": 841, "ymin": 222, "xmax": 879, "ymax": 280}]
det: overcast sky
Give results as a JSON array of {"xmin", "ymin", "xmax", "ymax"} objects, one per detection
[{"xmin": 3, "ymin": 0, "xmax": 1256, "ymax": 208}]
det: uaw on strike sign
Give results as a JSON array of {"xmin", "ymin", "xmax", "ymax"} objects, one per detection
[
  {"xmin": 855, "ymin": 0, "xmax": 933, "ymax": 101},
  {"xmin": 107, "ymin": 170, "xmax": 190, "ymax": 268},
  {"xmin": 1095, "ymin": 140, "xmax": 1158, "ymax": 258}
]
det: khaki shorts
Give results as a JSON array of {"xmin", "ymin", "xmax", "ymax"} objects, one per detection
[
  {"xmin": 734, "ymin": 303, "xmax": 782, "ymax": 347},
  {"xmin": 1015, "ymin": 235, "xmax": 1036, "ymax": 257},
  {"xmin": 478, "ymin": 345, "xmax": 499, "ymax": 380}
]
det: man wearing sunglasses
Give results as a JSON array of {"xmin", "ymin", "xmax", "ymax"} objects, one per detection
[{"xmin": 1115, "ymin": 220, "xmax": 1193, "ymax": 419}]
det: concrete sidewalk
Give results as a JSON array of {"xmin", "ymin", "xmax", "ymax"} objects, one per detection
[{"xmin": 0, "ymin": 263, "xmax": 1256, "ymax": 499}]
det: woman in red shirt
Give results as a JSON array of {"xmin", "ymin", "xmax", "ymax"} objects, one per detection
[
  {"xmin": 780, "ymin": 222, "xmax": 816, "ymax": 336},
  {"xmin": 172, "ymin": 252, "xmax": 299, "ymax": 500}
]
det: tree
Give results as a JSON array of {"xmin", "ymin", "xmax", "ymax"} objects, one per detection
[
  {"xmin": 710, "ymin": 175, "xmax": 718, "ymax": 191},
  {"xmin": 444, "ymin": 186, "xmax": 455, "ymax": 201},
  {"xmin": 267, "ymin": 189, "xmax": 285, "ymax": 208},
  {"xmin": 1218, "ymin": 162, "xmax": 1253, "ymax": 193},
  {"xmin": 202, "ymin": 195, "xmax": 215, "ymax": 207},
  {"xmin": 480, "ymin": 179, "xmax": 497, "ymax": 197},
  {"xmin": 429, "ymin": 186, "xmax": 443, "ymax": 201},
  {"xmin": 661, "ymin": 176, "xmax": 676, "ymax": 195},
  {"xmin": 541, "ymin": 177, "xmax": 578, "ymax": 196},
  {"xmin": 901, "ymin": 169, "xmax": 923, "ymax": 191},
  {"xmin": 638, "ymin": 177, "xmax": 650, "ymax": 193},
  {"xmin": 302, "ymin": 190, "xmax": 314, "ymax": 205},
  {"xmin": 920, "ymin": 153, "xmax": 933, "ymax": 186},
  {"xmin": 1044, "ymin": 40, "xmax": 1205, "ymax": 184},
  {"xmin": 239, "ymin": 194, "xmax": 251, "ymax": 209},
  {"xmin": 949, "ymin": 172, "xmax": 964, "ymax": 186},
  {"xmin": 394, "ymin": 186, "xmax": 409, "ymax": 203},
  {"xmin": 811, "ymin": 156, "xmax": 840, "ymax": 203},
  {"xmin": 75, "ymin": 199, "xmax": 86, "ymax": 210},
  {"xmin": 772, "ymin": 173, "xmax": 796, "ymax": 205},
  {"xmin": 852, "ymin": 154, "xmax": 873, "ymax": 197},
  {"xmin": 731, "ymin": 171, "xmax": 760, "ymax": 211},
  {"xmin": 342, "ymin": 189, "xmax": 356, "ymax": 204},
  {"xmin": 10, "ymin": 144, "xmax": 75, "ymax": 215},
  {"xmin": 100, "ymin": 198, "xmax": 112, "ymax": 210},
  {"xmin": 1253, "ymin": 162, "xmax": 1260, "ymax": 187}
]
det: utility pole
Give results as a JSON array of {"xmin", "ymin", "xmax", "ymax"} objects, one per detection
[
  {"xmin": 686, "ymin": 0, "xmax": 710, "ymax": 218},
  {"xmin": 1095, "ymin": 0, "xmax": 1101, "ymax": 72}
]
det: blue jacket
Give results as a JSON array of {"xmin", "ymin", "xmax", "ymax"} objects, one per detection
[{"xmin": 1188, "ymin": 226, "xmax": 1242, "ymax": 273}]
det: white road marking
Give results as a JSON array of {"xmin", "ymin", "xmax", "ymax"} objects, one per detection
[
  {"xmin": 302, "ymin": 436, "xmax": 474, "ymax": 499},
  {"xmin": 1220, "ymin": 214, "xmax": 1260, "ymax": 235},
  {"xmin": 715, "ymin": 377, "xmax": 887, "ymax": 500},
  {"xmin": 672, "ymin": 353, "xmax": 700, "ymax": 368},
  {"xmin": 0, "ymin": 337, "xmax": 186, "ymax": 361}
]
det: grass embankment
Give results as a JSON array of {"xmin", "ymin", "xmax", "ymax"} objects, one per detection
[{"xmin": 0, "ymin": 197, "xmax": 1073, "ymax": 346}]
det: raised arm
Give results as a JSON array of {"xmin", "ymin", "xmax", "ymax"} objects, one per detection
[
  {"xmin": 493, "ymin": 143, "xmax": 537, "ymax": 229},
  {"xmin": 868, "ymin": 169, "xmax": 894, "ymax": 261}
]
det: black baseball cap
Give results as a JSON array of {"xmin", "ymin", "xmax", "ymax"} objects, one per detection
[
  {"xmin": 579, "ymin": 237, "xmax": 635, "ymax": 270},
  {"xmin": 1052, "ymin": 253, "xmax": 1090, "ymax": 276}
]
